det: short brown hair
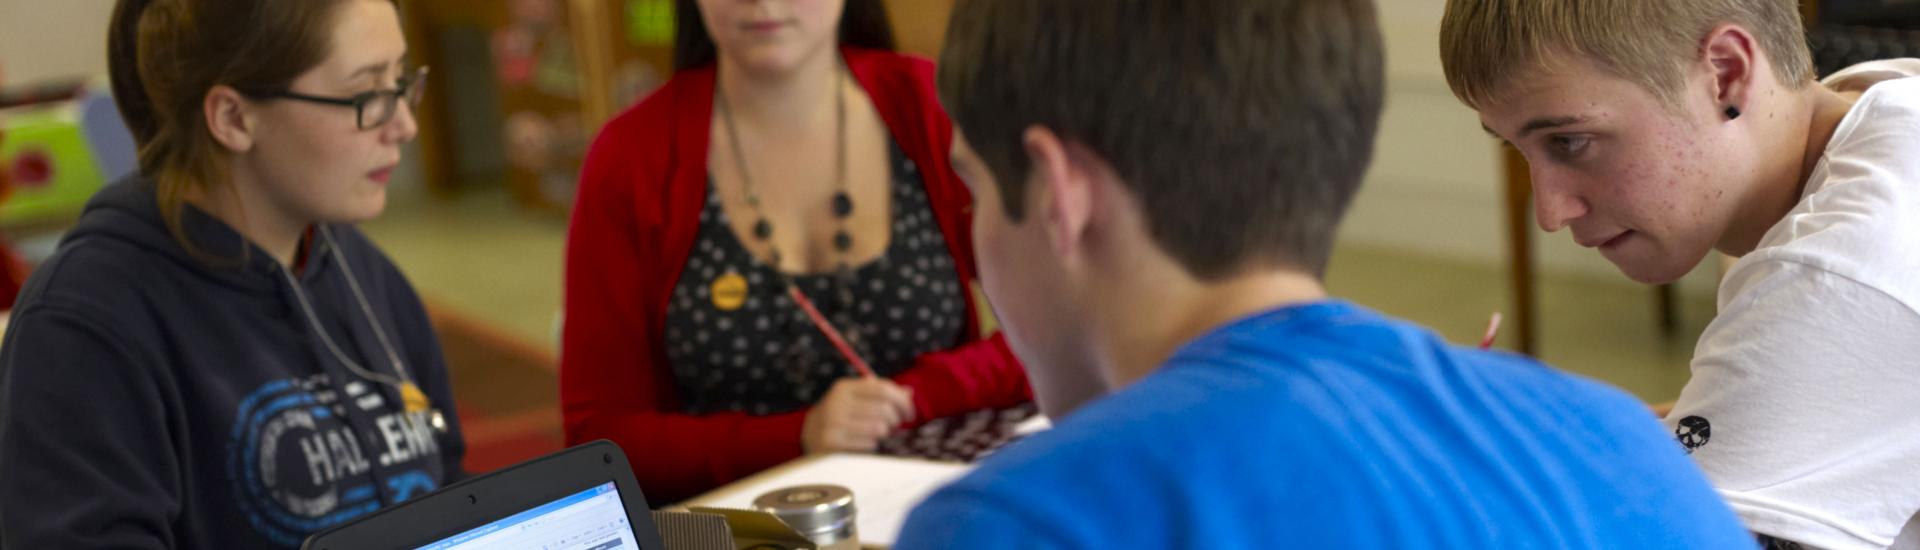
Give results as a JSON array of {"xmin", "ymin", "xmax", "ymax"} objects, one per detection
[
  {"xmin": 938, "ymin": 0, "xmax": 1385, "ymax": 280},
  {"xmin": 1440, "ymin": 0, "xmax": 1814, "ymax": 110},
  {"xmin": 109, "ymin": 0, "xmax": 381, "ymax": 258}
]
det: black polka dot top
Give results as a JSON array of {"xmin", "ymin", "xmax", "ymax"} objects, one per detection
[{"xmin": 663, "ymin": 140, "xmax": 968, "ymax": 416}]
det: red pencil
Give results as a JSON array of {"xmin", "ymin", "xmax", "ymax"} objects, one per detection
[
  {"xmin": 787, "ymin": 285, "xmax": 877, "ymax": 378},
  {"xmin": 1479, "ymin": 312, "xmax": 1503, "ymax": 350}
]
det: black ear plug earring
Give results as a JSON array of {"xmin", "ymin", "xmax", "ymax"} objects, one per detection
[{"xmin": 1725, "ymin": 106, "xmax": 1742, "ymax": 120}]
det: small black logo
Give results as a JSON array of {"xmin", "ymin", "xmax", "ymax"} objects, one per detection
[{"xmin": 1675, "ymin": 416, "xmax": 1712, "ymax": 454}]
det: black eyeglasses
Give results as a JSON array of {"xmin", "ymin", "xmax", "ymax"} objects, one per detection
[{"xmin": 250, "ymin": 66, "xmax": 429, "ymax": 130}]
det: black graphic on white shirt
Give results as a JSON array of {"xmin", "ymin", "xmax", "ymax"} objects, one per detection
[{"xmin": 1675, "ymin": 415, "xmax": 1712, "ymax": 454}]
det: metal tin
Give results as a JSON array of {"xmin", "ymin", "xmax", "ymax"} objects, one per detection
[{"xmin": 752, "ymin": 484, "xmax": 858, "ymax": 548}]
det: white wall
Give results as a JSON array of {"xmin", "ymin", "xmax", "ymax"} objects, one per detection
[
  {"xmin": 1346, "ymin": 0, "xmax": 1721, "ymax": 293},
  {"xmin": 0, "ymin": 0, "xmax": 116, "ymax": 86}
]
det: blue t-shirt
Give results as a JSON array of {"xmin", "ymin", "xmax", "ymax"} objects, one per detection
[{"xmin": 896, "ymin": 301, "xmax": 1750, "ymax": 548}]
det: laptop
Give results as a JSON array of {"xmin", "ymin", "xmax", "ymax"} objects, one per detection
[{"xmin": 302, "ymin": 440, "xmax": 668, "ymax": 550}]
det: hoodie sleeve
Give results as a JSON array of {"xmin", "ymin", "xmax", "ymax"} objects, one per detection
[{"xmin": 0, "ymin": 305, "xmax": 179, "ymax": 549}]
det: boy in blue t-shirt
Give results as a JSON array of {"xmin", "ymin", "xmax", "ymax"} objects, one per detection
[{"xmin": 895, "ymin": 0, "xmax": 1754, "ymax": 547}]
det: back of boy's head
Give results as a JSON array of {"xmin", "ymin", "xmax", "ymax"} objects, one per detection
[
  {"xmin": 1440, "ymin": 0, "xmax": 1814, "ymax": 111},
  {"xmin": 937, "ymin": 0, "xmax": 1385, "ymax": 280}
]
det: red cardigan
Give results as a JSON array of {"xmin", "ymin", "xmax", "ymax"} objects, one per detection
[{"xmin": 561, "ymin": 48, "xmax": 1033, "ymax": 504}]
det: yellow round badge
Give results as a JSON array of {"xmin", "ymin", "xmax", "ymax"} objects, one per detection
[{"xmin": 711, "ymin": 271, "xmax": 749, "ymax": 311}]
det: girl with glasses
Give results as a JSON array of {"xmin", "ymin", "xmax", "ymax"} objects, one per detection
[{"xmin": 0, "ymin": 1, "xmax": 465, "ymax": 547}]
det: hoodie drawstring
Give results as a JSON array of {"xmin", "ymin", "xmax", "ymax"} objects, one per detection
[{"xmin": 275, "ymin": 226, "xmax": 447, "ymax": 433}]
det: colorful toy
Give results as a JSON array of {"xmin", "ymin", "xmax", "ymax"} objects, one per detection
[{"xmin": 0, "ymin": 91, "xmax": 129, "ymax": 226}]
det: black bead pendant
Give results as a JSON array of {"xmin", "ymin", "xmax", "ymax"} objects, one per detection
[
  {"xmin": 833, "ymin": 231, "xmax": 853, "ymax": 251},
  {"xmin": 753, "ymin": 218, "xmax": 773, "ymax": 240},
  {"xmin": 831, "ymin": 191, "xmax": 854, "ymax": 218}
]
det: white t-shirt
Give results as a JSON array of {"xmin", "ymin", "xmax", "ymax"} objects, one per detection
[{"xmin": 1667, "ymin": 72, "xmax": 1920, "ymax": 550}]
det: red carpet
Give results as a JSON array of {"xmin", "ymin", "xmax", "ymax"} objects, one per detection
[{"xmin": 427, "ymin": 302, "xmax": 566, "ymax": 474}]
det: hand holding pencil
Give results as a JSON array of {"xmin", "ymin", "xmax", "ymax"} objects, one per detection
[
  {"xmin": 802, "ymin": 376, "xmax": 916, "ymax": 454},
  {"xmin": 789, "ymin": 285, "xmax": 917, "ymax": 454}
]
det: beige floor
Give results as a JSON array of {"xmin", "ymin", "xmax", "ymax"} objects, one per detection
[
  {"xmin": 361, "ymin": 183, "xmax": 1713, "ymax": 404},
  {"xmin": 360, "ymin": 184, "xmax": 570, "ymax": 363}
]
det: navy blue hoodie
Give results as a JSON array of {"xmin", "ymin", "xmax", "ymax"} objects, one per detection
[{"xmin": 0, "ymin": 177, "xmax": 466, "ymax": 548}]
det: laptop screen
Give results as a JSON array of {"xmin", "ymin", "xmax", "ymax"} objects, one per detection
[{"xmin": 416, "ymin": 482, "xmax": 642, "ymax": 550}]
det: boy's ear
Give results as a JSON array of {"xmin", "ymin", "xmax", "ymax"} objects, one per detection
[
  {"xmin": 1022, "ymin": 126, "xmax": 1094, "ymax": 259},
  {"xmin": 1700, "ymin": 24, "xmax": 1758, "ymax": 119}
]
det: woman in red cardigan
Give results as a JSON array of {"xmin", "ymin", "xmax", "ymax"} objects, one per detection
[{"xmin": 562, "ymin": 0, "xmax": 1032, "ymax": 503}]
